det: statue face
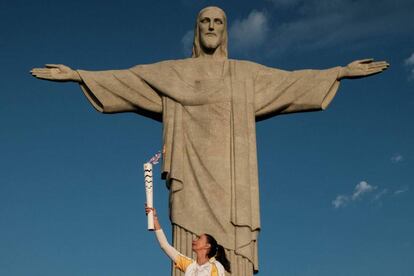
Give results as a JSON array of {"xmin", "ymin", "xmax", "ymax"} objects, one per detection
[{"xmin": 198, "ymin": 8, "xmax": 225, "ymax": 52}]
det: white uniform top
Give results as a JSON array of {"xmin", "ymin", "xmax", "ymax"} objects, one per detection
[{"xmin": 155, "ymin": 229, "xmax": 225, "ymax": 276}]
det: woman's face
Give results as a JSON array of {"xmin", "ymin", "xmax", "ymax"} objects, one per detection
[{"xmin": 192, "ymin": 234, "xmax": 210, "ymax": 252}]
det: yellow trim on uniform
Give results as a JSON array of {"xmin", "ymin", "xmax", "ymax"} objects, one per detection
[
  {"xmin": 211, "ymin": 263, "xmax": 218, "ymax": 276},
  {"xmin": 175, "ymin": 255, "xmax": 193, "ymax": 271},
  {"xmin": 175, "ymin": 255, "xmax": 219, "ymax": 275}
]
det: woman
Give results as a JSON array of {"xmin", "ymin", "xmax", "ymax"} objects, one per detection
[{"xmin": 145, "ymin": 205, "xmax": 231, "ymax": 276}]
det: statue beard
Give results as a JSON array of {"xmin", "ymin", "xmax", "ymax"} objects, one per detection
[{"xmin": 200, "ymin": 35, "xmax": 221, "ymax": 55}]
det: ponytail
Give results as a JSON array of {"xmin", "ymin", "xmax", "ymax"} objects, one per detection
[
  {"xmin": 205, "ymin": 234, "xmax": 231, "ymax": 273},
  {"xmin": 215, "ymin": 244, "xmax": 231, "ymax": 273}
]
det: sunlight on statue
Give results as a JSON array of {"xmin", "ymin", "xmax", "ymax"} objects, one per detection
[{"xmin": 31, "ymin": 6, "xmax": 389, "ymax": 276}]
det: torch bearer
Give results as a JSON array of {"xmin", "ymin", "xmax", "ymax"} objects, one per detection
[{"xmin": 143, "ymin": 151, "xmax": 161, "ymax": 231}]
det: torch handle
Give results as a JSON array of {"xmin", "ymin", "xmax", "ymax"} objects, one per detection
[{"xmin": 144, "ymin": 163, "xmax": 154, "ymax": 230}]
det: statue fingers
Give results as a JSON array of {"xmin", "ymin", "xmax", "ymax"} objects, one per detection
[
  {"xmin": 30, "ymin": 68, "xmax": 66, "ymax": 79},
  {"xmin": 366, "ymin": 68, "xmax": 386, "ymax": 76},
  {"xmin": 31, "ymin": 71, "xmax": 71, "ymax": 81},
  {"xmin": 30, "ymin": 69, "xmax": 49, "ymax": 76},
  {"xmin": 32, "ymin": 73, "xmax": 54, "ymax": 80},
  {"xmin": 31, "ymin": 68, "xmax": 51, "ymax": 74},
  {"xmin": 368, "ymin": 61, "xmax": 389, "ymax": 68},
  {"xmin": 47, "ymin": 64, "xmax": 72, "ymax": 73},
  {"xmin": 367, "ymin": 64, "xmax": 389, "ymax": 71},
  {"xmin": 32, "ymin": 72, "xmax": 52, "ymax": 78},
  {"xmin": 45, "ymin": 64, "xmax": 64, "ymax": 68},
  {"xmin": 30, "ymin": 68, "xmax": 50, "ymax": 74},
  {"xmin": 356, "ymin": 58, "xmax": 374, "ymax": 64},
  {"xmin": 374, "ymin": 60, "xmax": 390, "ymax": 66}
]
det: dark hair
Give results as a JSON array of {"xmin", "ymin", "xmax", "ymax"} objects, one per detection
[{"xmin": 205, "ymin": 233, "xmax": 231, "ymax": 273}]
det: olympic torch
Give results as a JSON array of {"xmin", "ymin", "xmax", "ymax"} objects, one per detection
[
  {"xmin": 144, "ymin": 162, "xmax": 154, "ymax": 230},
  {"xmin": 143, "ymin": 151, "xmax": 161, "ymax": 231}
]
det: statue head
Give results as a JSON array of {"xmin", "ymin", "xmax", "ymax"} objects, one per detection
[{"xmin": 192, "ymin": 6, "xmax": 228, "ymax": 59}]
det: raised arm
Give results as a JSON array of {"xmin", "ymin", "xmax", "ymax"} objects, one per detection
[
  {"xmin": 145, "ymin": 206, "xmax": 179, "ymax": 262},
  {"xmin": 337, "ymin": 58, "xmax": 389, "ymax": 80},
  {"xmin": 31, "ymin": 64, "xmax": 82, "ymax": 83}
]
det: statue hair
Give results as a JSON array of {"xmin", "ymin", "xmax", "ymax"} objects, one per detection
[
  {"xmin": 191, "ymin": 6, "xmax": 228, "ymax": 58},
  {"xmin": 205, "ymin": 233, "xmax": 231, "ymax": 273}
]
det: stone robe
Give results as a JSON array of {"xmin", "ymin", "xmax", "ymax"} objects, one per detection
[{"xmin": 77, "ymin": 58, "xmax": 340, "ymax": 274}]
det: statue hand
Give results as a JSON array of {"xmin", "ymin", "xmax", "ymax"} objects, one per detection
[
  {"xmin": 30, "ymin": 64, "xmax": 82, "ymax": 83},
  {"xmin": 338, "ymin": 58, "xmax": 390, "ymax": 80}
]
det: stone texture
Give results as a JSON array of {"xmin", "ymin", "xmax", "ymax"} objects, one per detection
[
  {"xmin": 76, "ymin": 58, "xmax": 341, "ymax": 274},
  {"xmin": 30, "ymin": 6, "xmax": 389, "ymax": 276}
]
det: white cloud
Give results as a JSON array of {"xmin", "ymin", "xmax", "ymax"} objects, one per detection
[
  {"xmin": 229, "ymin": 10, "xmax": 269, "ymax": 53},
  {"xmin": 181, "ymin": 29, "xmax": 193, "ymax": 57},
  {"xmin": 182, "ymin": 10, "xmax": 269, "ymax": 56},
  {"xmin": 373, "ymin": 189, "xmax": 388, "ymax": 201},
  {"xmin": 267, "ymin": 0, "xmax": 303, "ymax": 7},
  {"xmin": 262, "ymin": 0, "xmax": 414, "ymax": 56},
  {"xmin": 409, "ymin": 69, "xmax": 414, "ymax": 80},
  {"xmin": 391, "ymin": 153, "xmax": 404, "ymax": 163},
  {"xmin": 333, "ymin": 182, "xmax": 409, "ymax": 208},
  {"xmin": 394, "ymin": 188, "xmax": 408, "ymax": 195},
  {"xmin": 332, "ymin": 181, "xmax": 377, "ymax": 208},
  {"xmin": 181, "ymin": 1, "xmax": 414, "ymax": 59},
  {"xmin": 405, "ymin": 53, "xmax": 414, "ymax": 66},
  {"xmin": 405, "ymin": 53, "xmax": 414, "ymax": 80},
  {"xmin": 332, "ymin": 195, "xmax": 349, "ymax": 208},
  {"xmin": 352, "ymin": 181, "xmax": 377, "ymax": 200}
]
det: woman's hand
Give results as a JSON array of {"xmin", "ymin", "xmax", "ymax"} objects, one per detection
[
  {"xmin": 145, "ymin": 205, "xmax": 157, "ymax": 216},
  {"xmin": 30, "ymin": 64, "xmax": 82, "ymax": 83},
  {"xmin": 145, "ymin": 204, "xmax": 161, "ymax": 230},
  {"xmin": 338, "ymin": 59, "xmax": 389, "ymax": 80}
]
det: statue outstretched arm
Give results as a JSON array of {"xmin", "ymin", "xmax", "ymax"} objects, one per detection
[
  {"xmin": 254, "ymin": 58, "xmax": 389, "ymax": 120},
  {"xmin": 31, "ymin": 64, "xmax": 82, "ymax": 83},
  {"xmin": 30, "ymin": 64, "xmax": 163, "ymax": 119},
  {"xmin": 337, "ymin": 58, "xmax": 389, "ymax": 80}
]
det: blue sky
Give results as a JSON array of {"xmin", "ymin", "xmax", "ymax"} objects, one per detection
[{"xmin": 1, "ymin": 0, "xmax": 413, "ymax": 275}]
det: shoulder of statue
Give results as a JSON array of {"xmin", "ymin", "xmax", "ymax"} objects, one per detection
[
  {"xmin": 228, "ymin": 59, "xmax": 269, "ymax": 75},
  {"xmin": 228, "ymin": 58, "xmax": 262, "ymax": 67},
  {"xmin": 129, "ymin": 58, "xmax": 190, "ymax": 76},
  {"xmin": 131, "ymin": 58, "xmax": 189, "ymax": 68}
]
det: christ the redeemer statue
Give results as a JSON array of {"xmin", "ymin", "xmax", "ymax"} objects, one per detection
[{"xmin": 31, "ymin": 6, "xmax": 389, "ymax": 276}]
